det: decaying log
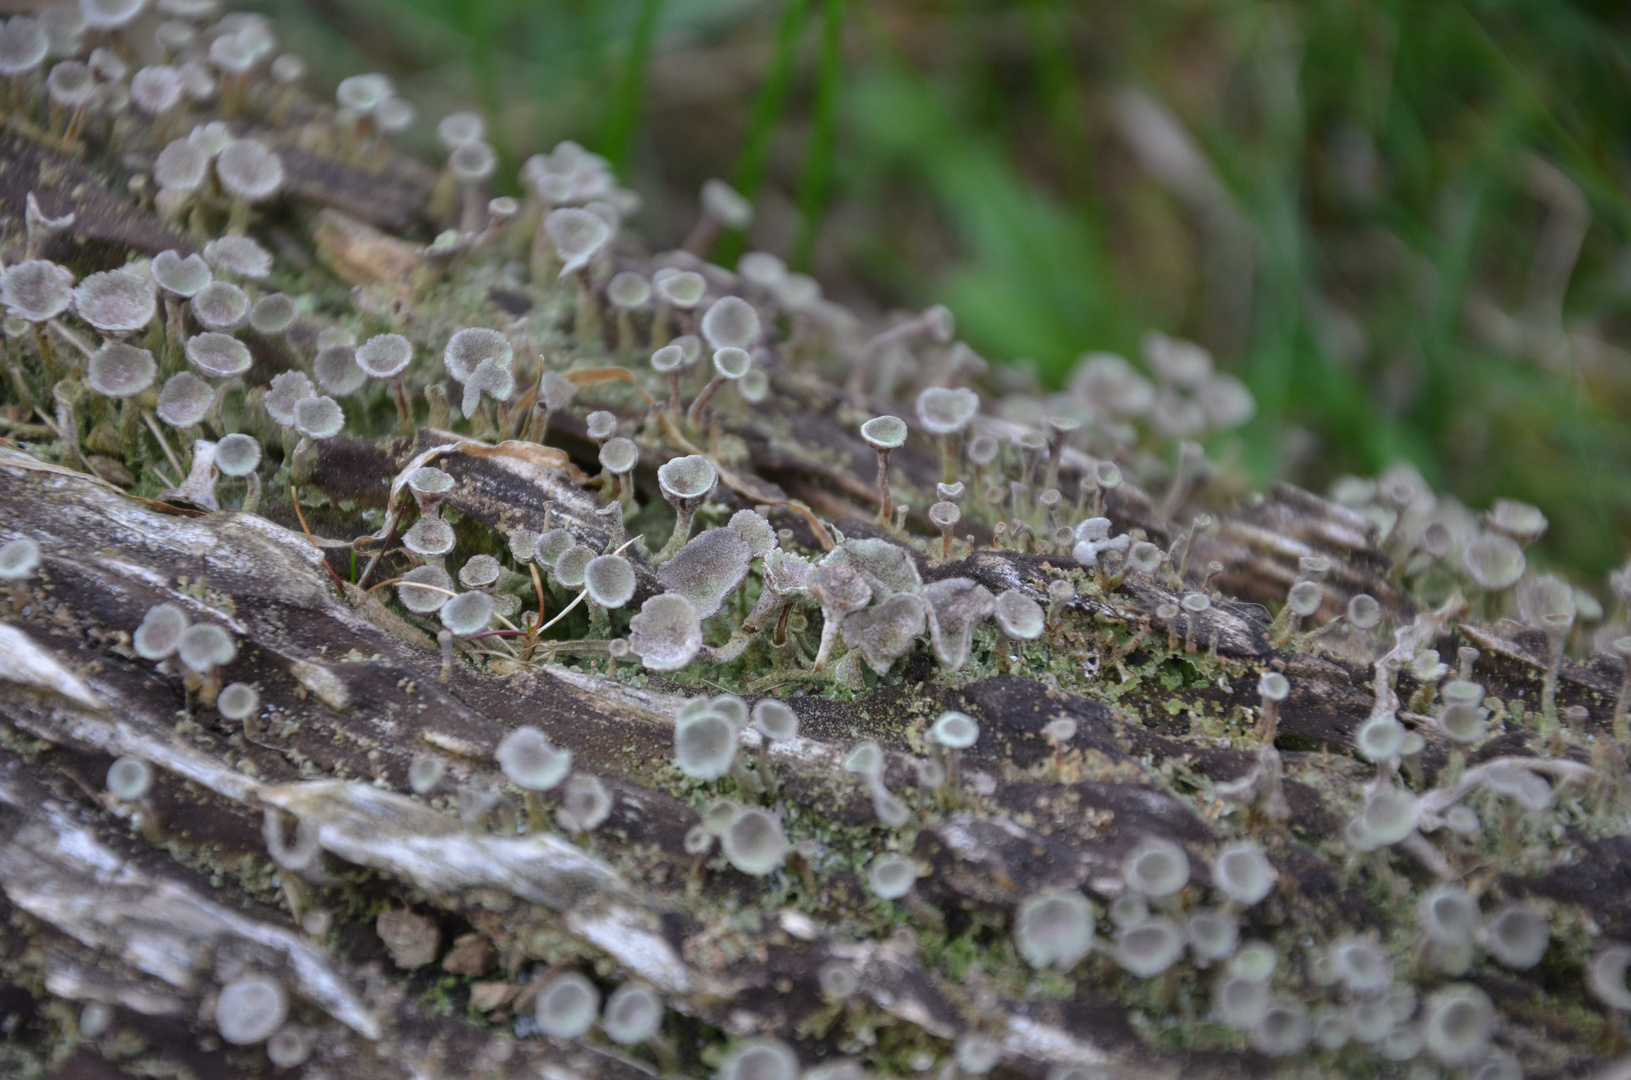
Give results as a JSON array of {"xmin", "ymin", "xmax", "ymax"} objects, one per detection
[{"xmin": 1, "ymin": 441, "xmax": 1627, "ymax": 1079}]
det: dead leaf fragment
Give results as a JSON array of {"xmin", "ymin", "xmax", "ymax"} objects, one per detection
[
  {"xmin": 441, "ymin": 933, "xmax": 495, "ymax": 978},
  {"xmin": 468, "ymin": 982, "xmax": 516, "ymax": 1013}
]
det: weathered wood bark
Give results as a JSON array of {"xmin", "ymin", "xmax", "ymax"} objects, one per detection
[{"xmin": 1, "ymin": 443, "xmax": 1626, "ymax": 1080}]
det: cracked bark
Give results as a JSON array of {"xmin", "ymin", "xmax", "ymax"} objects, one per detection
[{"xmin": 1, "ymin": 442, "xmax": 1624, "ymax": 1080}]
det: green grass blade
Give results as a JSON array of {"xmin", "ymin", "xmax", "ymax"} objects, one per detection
[
  {"xmin": 791, "ymin": 0, "xmax": 845, "ymax": 271},
  {"xmin": 718, "ymin": 0, "xmax": 812, "ymax": 265},
  {"xmin": 598, "ymin": 0, "xmax": 667, "ymax": 172}
]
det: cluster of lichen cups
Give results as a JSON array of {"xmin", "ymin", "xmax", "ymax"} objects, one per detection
[{"xmin": 9, "ymin": 4, "xmax": 1631, "ymax": 1077}]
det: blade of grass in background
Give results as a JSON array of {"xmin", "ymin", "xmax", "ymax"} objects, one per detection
[
  {"xmin": 599, "ymin": 0, "xmax": 667, "ymax": 172},
  {"xmin": 1022, "ymin": 0, "xmax": 1096, "ymax": 200},
  {"xmin": 719, "ymin": 0, "xmax": 811, "ymax": 265},
  {"xmin": 791, "ymin": 0, "xmax": 845, "ymax": 271}
]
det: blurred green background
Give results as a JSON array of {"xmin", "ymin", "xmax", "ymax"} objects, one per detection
[{"xmin": 261, "ymin": 0, "xmax": 1631, "ymax": 578}]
